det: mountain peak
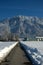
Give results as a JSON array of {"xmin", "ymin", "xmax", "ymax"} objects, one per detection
[{"xmin": 0, "ymin": 15, "xmax": 43, "ymax": 38}]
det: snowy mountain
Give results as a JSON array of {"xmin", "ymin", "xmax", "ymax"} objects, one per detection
[{"xmin": 0, "ymin": 15, "xmax": 43, "ymax": 38}]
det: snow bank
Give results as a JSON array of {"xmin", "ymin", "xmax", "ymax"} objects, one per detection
[
  {"xmin": 0, "ymin": 42, "xmax": 18, "ymax": 62},
  {"xmin": 20, "ymin": 41, "xmax": 43, "ymax": 65}
]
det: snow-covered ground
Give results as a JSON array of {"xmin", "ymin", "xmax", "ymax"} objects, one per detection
[
  {"xmin": 0, "ymin": 42, "xmax": 18, "ymax": 62},
  {"xmin": 20, "ymin": 41, "xmax": 43, "ymax": 65}
]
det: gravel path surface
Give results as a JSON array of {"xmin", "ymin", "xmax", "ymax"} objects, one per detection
[{"xmin": 1, "ymin": 44, "xmax": 32, "ymax": 65}]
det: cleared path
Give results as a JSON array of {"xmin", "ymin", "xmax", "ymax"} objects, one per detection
[{"xmin": 1, "ymin": 44, "xmax": 32, "ymax": 65}]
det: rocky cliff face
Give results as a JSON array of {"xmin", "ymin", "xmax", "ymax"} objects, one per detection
[{"xmin": 0, "ymin": 15, "xmax": 43, "ymax": 38}]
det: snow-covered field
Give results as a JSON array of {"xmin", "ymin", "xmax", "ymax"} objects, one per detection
[
  {"xmin": 0, "ymin": 42, "xmax": 18, "ymax": 62},
  {"xmin": 20, "ymin": 41, "xmax": 43, "ymax": 65}
]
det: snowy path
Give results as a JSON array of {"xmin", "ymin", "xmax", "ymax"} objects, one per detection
[
  {"xmin": 20, "ymin": 41, "xmax": 43, "ymax": 65},
  {"xmin": 1, "ymin": 44, "xmax": 32, "ymax": 65},
  {"xmin": 0, "ymin": 42, "xmax": 18, "ymax": 62}
]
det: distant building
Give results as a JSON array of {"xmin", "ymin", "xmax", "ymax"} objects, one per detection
[
  {"xmin": 19, "ymin": 38, "xmax": 24, "ymax": 41},
  {"xmin": 19, "ymin": 37, "xmax": 27, "ymax": 41},
  {"xmin": 36, "ymin": 37, "xmax": 43, "ymax": 41}
]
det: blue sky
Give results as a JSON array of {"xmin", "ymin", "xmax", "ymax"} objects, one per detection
[{"xmin": 0, "ymin": 0, "xmax": 43, "ymax": 20}]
